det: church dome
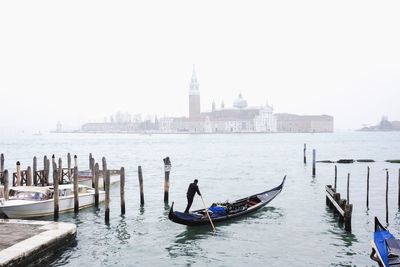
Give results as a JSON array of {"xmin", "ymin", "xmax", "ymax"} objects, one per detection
[{"xmin": 233, "ymin": 93, "xmax": 248, "ymax": 108}]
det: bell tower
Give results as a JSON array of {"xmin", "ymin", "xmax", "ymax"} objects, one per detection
[{"xmin": 189, "ymin": 65, "xmax": 200, "ymax": 119}]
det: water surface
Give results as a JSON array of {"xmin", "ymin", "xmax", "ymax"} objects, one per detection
[{"xmin": 1, "ymin": 132, "xmax": 399, "ymax": 266}]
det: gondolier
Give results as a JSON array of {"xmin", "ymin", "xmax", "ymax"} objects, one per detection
[{"xmin": 184, "ymin": 179, "xmax": 201, "ymax": 213}]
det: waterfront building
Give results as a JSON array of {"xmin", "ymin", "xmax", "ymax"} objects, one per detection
[
  {"xmin": 78, "ymin": 66, "xmax": 334, "ymax": 133},
  {"xmin": 359, "ymin": 116, "xmax": 400, "ymax": 131},
  {"xmin": 275, "ymin": 113, "xmax": 334, "ymax": 133},
  {"xmin": 81, "ymin": 122, "xmax": 139, "ymax": 132},
  {"xmin": 159, "ymin": 66, "xmax": 277, "ymax": 133}
]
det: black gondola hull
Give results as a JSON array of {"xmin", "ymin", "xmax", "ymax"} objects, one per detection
[{"xmin": 168, "ymin": 176, "xmax": 286, "ymax": 226}]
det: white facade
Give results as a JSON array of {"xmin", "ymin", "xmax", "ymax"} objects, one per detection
[
  {"xmin": 159, "ymin": 117, "xmax": 174, "ymax": 132},
  {"xmin": 254, "ymin": 105, "xmax": 277, "ymax": 132}
]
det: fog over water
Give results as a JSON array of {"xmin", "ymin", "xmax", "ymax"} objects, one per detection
[{"xmin": 1, "ymin": 1, "xmax": 400, "ymax": 134}]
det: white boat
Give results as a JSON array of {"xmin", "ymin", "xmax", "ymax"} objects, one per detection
[{"xmin": 0, "ymin": 184, "xmax": 105, "ymax": 219}]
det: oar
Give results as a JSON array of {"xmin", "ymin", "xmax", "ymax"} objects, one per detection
[{"xmin": 200, "ymin": 195, "xmax": 216, "ymax": 233}]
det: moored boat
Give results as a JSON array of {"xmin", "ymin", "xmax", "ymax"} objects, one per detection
[
  {"xmin": 168, "ymin": 176, "xmax": 286, "ymax": 226},
  {"xmin": 0, "ymin": 184, "xmax": 105, "ymax": 219},
  {"xmin": 370, "ymin": 217, "xmax": 400, "ymax": 266}
]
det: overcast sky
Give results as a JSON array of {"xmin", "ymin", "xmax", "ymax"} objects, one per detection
[{"xmin": 0, "ymin": 0, "xmax": 399, "ymax": 133}]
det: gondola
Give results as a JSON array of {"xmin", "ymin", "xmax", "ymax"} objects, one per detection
[
  {"xmin": 370, "ymin": 217, "xmax": 400, "ymax": 266},
  {"xmin": 168, "ymin": 176, "xmax": 286, "ymax": 226}
]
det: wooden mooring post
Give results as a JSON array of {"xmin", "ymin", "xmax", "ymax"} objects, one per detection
[
  {"xmin": 0, "ymin": 153, "xmax": 4, "ymax": 173},
  {"xmin": 27, "ymin": 166, "xmax": 32, "ymax": 186},
  {"xmin": 102, "ymin": 157, "xmax": 107, "ymax": 190},
  {"xmin": 53, "ymin": 169, "xmax": 59, "ymax": 220},
  {"xmin": 89, "ymin": 153, "xmax": 94, "ymax": 171},
  {"xmin": 138, "ymin": 166, "xmax": 144, "ymax": 206},
  {"xmin": 73, "ymin": 166, "xmax": 79, "ymax": 213},
  {"xmin": 366, "ymin": 166, "xmax": 370, "ymax": 208},
  {"xmin": 105, "ymin": 170, "xmax": 110, "ymax": 222},
  {"xmin": 120, "ymin": 167, "xmax": 125, "ymax": 215},
  {"xmin": 33, "ymin": 156, "xmax": 37, "ymax": 186},
  {"xmin": 43, "ymin": 155, "xmax": 47, "ymax": 171},
  {"xmin": 46, "ymin": 158, "xmax": 50, "ymax": 186},
  {"xmin": 91, "ymin": 157, "xmax": 95, "ymax": 188},
  {"xmin": 52, "ymin": 161, "xmax": 57, "ymax": 176},
  {"xmin": 74, "ymin": 155, "xmax": 78, "ymax": 168},
  {"xmin": 312, "ymin": 149, "xmax": 316, "ymax": 177},
  {"xmin": 386, "ymin": 170, "xmax": 389, "ymax": 224},
  {"xmin": 67, "ymin": 153, "xmax": 72, "ymax": 183},
  {"xmin": 58, "ymin": 158, "xmax": 62, "ymax": 184},
  {"xmin": 3, "ymin": 170, "xmax": 9, "ymax": 200},
  {"xmin": 52, "ymin": 155, "xmax": 56, "ymax": 170},
  {"xmin": 43, "ymin": 155, "xmax": 48, "ymax": 186},
  {"xmin": 334, "ymin": 165, "xmax": 337, "ymax": 189},
  {"xmin": 303, "ymin": 144, "xmax": 307, "ymax": 164},
  {"xmin": 94, "ymin": 163, "xmax": 100, "ymax": 208},
  {"xmin": 163, "ymin": 157, "xmax": 171, "ymax": 203},
  {"xmin": 325, "ymin": 184, "xmax": 352, "ymax": 231},
  {"xmin": 16, "ymin": 161, "xmax": 21, "ymax": 186}
]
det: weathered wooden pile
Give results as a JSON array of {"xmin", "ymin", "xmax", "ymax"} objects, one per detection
[{"xmin": 325, "ymin": 167, "xmax": 353, "ymax": 231}]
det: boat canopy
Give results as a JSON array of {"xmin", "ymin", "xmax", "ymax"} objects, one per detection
[
  {"xmin": 10, "ymin": 186, "xmax": 52, "ymax": 194},
  {"xmin": 9, "ymin": 187, "xmax": 52, "ymax": 201}
]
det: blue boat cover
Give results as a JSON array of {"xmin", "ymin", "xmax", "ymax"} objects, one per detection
[
  {"xmin": 208, "ymin": 205, "xmax": 227, "ymax": 216},
  {"xmin": 374, "ymin": 229, "xmax": 394, "ymax": 267}
]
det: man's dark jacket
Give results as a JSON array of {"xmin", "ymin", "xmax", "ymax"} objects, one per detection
[{"xmin": 186, "ymin": 183, "xmax": 201, "ymax": 199}]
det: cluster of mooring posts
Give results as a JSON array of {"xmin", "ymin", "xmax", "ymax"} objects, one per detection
[
  {"xmin": 303, "ymin": 144, "xmax": 400, "ymax": 230},
  {"xmin": 0, "ymin": 153, "xmax": 124, "ymax": 223},
  {"xmin": 0, "ymin": 153, "xmax": 174, "ymax": 223},
  {"xmin": 325, "ymin": 167, "xmax": 352, "ymax": 231},
  {"xmin": 0, "ymin": 154, "xmax": 173, "ymax": 266}
]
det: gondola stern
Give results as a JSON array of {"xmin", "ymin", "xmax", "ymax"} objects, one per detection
[
  {"xmin": 168, "ymin": 202, "xmax": 175, "ymax": 221},
  {"xmin": 281, "ymin": 175, "xmax": 287, "ymax": 187},
  {"xmin": 271, "ymin": 175, "xmax": 287, "ymax": 191},
  {"xmin": 375, "ymin": 216, "xmax": 386, "ymax": 232}
]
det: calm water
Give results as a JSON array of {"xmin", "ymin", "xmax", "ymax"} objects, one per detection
[{"xmin": 1, "ymin": 132, "xmax": 400, "ymax": 266}]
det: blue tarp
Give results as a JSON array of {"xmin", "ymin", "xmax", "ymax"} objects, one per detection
[
  {"xmin": 208, "ymin": 205, "xmax": 227, "ymax": 216},
  {"xmin": 374, "ymin": 230, "xmax": 394, "ymax": 267}
]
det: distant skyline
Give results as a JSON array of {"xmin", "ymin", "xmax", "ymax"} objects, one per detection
[{"xmin": 0, "ymin": 0, "xmax": 399, "ymax": 133}]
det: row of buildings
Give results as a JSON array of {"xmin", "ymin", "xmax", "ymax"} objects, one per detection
[{"xmin": 80, "ymin": 66, "xmax": 333, "ymax": 133}]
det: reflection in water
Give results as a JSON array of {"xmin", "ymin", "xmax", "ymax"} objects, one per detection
[
  {"xmin": 323, "ymin": 207, "xmax": 359, "ymax": 247},
  {"xmin": 331, "ymin": 232, "xmax": 359, "ymax": 267},
  {"xmin": 167, "ymin": 226, "xmax": 213, "ymax": 259},
  {"xmin": 139, "ymin": 206, "xmax": 145, "ymax": 215},
  {"xmin": 164, "ymin": 203, "xmax": 171, "ymax": 211},
  {"xmin": 114, "ymin": 218, "xmax": 131, "ymax": 244},
  {"xmin": 338, "ymin": 232, "xmax": 358, "ymax": 248},
  {"xmin": 166, "ymin": 205, "xmax": 285, "ymax": 261}
]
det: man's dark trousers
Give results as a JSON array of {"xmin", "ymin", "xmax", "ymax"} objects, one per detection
[{"xmin": 184, "ymin": 196, "xmax": 194, "ymax": 213}]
